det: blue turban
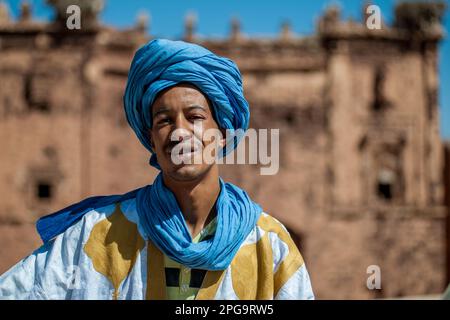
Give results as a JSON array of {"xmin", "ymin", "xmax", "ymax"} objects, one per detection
[{"xmin": 123, "ymin": 39, "xmax": 250, "ymax": 168}]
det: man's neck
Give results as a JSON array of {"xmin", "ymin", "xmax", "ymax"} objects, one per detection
[{"xmin": 162, "ymin": 166, "xmax": 221, "ymax": 239}]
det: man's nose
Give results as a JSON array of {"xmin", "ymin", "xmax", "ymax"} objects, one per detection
[
  {"xmin": 171, "ymin": 127, "xmax": 191, "ymax": 142},
  {"xmin": 173, "ymin": 113, "xmax": 191, "ymax": 129},
  {"xmin": 172, "ymin": 115, "xmax": 192, "ymax": 142}
]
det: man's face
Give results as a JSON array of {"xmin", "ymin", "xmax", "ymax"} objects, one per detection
[{"xmin": 150, "ymin": 84, "xmax": 224, "ymax": 182}]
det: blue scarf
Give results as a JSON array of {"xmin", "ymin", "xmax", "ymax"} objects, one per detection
[{"xmin": 137, "ymin": 173, "xmax": 261, "ymax": 270}]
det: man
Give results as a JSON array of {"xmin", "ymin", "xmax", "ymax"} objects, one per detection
[{"xmin": 0, "ymin": 39, "xmax": 314, "ymax": 300}]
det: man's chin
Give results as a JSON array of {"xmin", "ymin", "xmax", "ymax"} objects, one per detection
[{"xmin": 166, "ymin": 163, "xmax": 210, "ymax": 182}]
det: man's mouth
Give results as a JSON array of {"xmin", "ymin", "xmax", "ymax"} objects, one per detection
[
  {"xmin": 167, "ymin": 141, "xmax": 201, "ymax": 154},
  {"xmin": 167, "ymin": 139, "xmax": 203, "ymax": 164}
]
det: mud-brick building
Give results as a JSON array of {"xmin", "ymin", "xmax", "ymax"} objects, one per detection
[{"xmin": 0, "ymin": 0, "xmax": 448, "ymax": 298}]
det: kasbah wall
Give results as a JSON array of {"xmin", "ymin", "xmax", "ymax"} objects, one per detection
[{"xmin": 0, "ymin": 0, "xmax": 449, "ymax": 299}]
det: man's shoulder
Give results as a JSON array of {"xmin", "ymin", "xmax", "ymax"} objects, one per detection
[
  {"xmin": 253, "ymin": 212, "xmax": 303, "ymax": 258},
  {"xmin": 36, "ymin": 188, "xmax": 142, "ymax": 243},
  {"xmin": 239, "ymin": 212, "xmax": 296, "ymax": 248},
  {"xmin": 59, "ymin": 195, "xmax": 142, "ymax": 236},
  {"xmin": 256, "ymin": 212, "xmax": 290, "ymax": 234}
]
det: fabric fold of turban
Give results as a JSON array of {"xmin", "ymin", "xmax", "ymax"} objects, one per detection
[{"xmin": 123, "ymin": 39, "xmax": 250, "ymax": 168}]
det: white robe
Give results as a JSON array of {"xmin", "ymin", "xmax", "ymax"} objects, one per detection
[{"xmin": 0, "ymin": 198, "xmax": 314, "ymax": 300}]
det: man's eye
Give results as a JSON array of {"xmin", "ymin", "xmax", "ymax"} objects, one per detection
[
  {"xmin": 189, "ymin": 115, "xmax": 205, "ymax": 120},
  {"xmin": 157, "ymin": 118, "xmax": 171, "ymax": 125},
  {"xmin": 156, "ymin": 118, "xmax": 170, "ymax": 126}
]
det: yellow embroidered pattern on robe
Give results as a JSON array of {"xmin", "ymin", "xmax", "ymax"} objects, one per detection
[
  {"xmin": 258, "ymin": 215, "xmax": 304, "ymax": 295},
  {"xmin": 146, "ymin": 241, "xmax": 166, "ymax": 300},
  {"xmin": 195, "ymin": 270, "xmax": 226, "ymax": 300},
  {"xmin": 84, "ymin": 203, "xmax": 145, "ymax": 299},
  {"xmin": 230, "ymin": 232, "xmax": 274, "ymax": 299},
  {"xmin": 230, "ymin": 214, "xmax": 304, "ymax": 299}
]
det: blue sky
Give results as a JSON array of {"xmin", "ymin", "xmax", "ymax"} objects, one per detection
[{"xmin": 5, "ymin": 0, "xmax": 450, "ymax": 139}]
